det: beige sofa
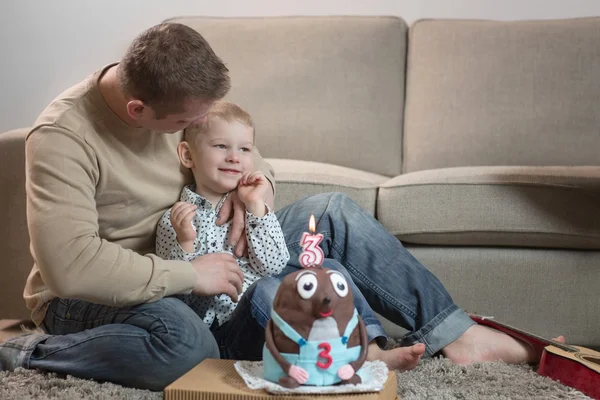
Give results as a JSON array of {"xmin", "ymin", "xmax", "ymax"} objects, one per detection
[{"xmin": 1, "ymin": 16, "xmax": 599, "ymax": 348}]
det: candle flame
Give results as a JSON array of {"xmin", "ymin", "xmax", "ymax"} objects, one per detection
[{"xmin": 309, "ymin": 214, "xmax": 316, "ymax": 233}]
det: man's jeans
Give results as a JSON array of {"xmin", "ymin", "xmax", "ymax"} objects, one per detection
[
  {"xmin": 275, "ymin": 193, "xmax": 474, "ymax": 354},
  {"xmin": 211, "ymin": 258, "xmax": 388, "ymax": 361},
  {"xmin": 0, "ymin": 259, "xmax": 385, "ymax": 391},
  {"xmin": 0, "ymin": 193, "xmax": 474, "ymax": 390}
]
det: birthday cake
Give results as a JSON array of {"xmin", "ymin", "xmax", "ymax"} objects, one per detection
[{"xmin": 262, "ymin": 263, "xmax": 368, "ymax": 387}]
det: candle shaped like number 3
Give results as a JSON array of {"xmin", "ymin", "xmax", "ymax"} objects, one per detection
[{"xmin": 299, "ymin": 214, "xmax": 325, "ymax": 267}]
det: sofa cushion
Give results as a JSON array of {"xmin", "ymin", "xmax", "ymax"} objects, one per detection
[
  {"xmin": 267, "ymin": 158, "xmax": 388, "ymax": 216},
  {"xmin": 378, "ymin": 166, "xmax": 600, "ymax": 249},
  {"xmin": 404, "ymin": 18, "xmax": 600, "ymax": 173},
  {"xmin": 167, "ymin": 16, "xmax": 407, "ymax": 177},
  {"xmin": 0, "ymin": 128, "xmax": 33, "ymax": 319}
]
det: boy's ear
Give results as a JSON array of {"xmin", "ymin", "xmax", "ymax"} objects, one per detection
[{"xmin": 177, "ymin": 141, "xmax": 195, "ymax": 168}]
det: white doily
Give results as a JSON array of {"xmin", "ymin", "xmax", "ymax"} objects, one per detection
[{"xmin": 234, "ymin": 360, "xmax": 389, "ymax": 395}]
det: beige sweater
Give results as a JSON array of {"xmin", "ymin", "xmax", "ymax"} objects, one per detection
[{"xmin": 23, "ymin": 65, "xmax": 275, "ymax": 325}]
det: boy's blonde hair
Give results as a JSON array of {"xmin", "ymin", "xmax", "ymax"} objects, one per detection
[{"xmin": 184, "ymin": 101, "xmax": 255, "ymax": 144}]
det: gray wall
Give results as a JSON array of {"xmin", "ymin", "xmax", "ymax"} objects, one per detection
[{"xmin": 2, "ymin": 0, "xmax": 600, "ymax": 132}]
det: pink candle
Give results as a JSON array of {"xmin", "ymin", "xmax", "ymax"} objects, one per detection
[{"xmin": 299, "ymin": 214, "xmax": 324, "ymax": 267}]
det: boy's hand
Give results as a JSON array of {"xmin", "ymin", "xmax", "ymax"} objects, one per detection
[
  {"xmin": 170, "ymin": 202, "xmax": 197, "ymax": 252},
  {"xmin": 237, "ymin": 171, "xmax": 269, "ymax": 217}
]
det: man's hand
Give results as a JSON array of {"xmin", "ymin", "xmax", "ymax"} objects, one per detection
[
  {"xmin": 216, "ymin": 190, "xmax": 247, "ymax": 257},
  {"xmin": 170, "ymin": 202, "xmax": 197, "ymax": 252},
  {"xmin": 237, "ymin": 171, "xmax": 269, "ymax": 217},
  {"xmin": 190, "ymin": 253, "xmax": 244, "ymax": 302}
]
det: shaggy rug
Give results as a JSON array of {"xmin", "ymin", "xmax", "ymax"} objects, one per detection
[{"xmin": 0, "ymin": 358, "xmax": 591, "ymax": 400}]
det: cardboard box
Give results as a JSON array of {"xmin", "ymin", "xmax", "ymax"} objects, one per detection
[{"xmin": 164, "ymin": 358, "xmax": 399, "ymax": 400}]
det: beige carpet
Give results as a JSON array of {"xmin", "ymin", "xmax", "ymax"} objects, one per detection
[
  {"xmin": 0, "ymin": 358, "xmax": 592, "ymax": 399},
  {"xmin": 0, "ymin": 320, "xmax": 592, "ymax": 399}
]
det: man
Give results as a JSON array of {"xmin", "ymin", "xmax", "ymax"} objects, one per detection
[{"xmin": 0, "ymin": 23, "xmax": 542, "ymax": 390}]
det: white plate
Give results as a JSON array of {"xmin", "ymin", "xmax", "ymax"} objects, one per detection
[{"xmin": 234, "ymin": 360, "xmax": 389, "ymax": 395}]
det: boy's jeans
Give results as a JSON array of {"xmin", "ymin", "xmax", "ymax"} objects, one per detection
[{"xmin": 0, "ymin": 193, "xmax": 474, "ymax": 390}]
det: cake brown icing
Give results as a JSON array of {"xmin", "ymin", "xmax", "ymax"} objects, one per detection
[{"xmin": 264, "ymin": 264, "xmax": 368, "ymax": 387}]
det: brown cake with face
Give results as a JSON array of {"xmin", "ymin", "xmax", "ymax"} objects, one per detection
[{"xmin": 263, "ymin": 265, "xmax": 368, "ymax": 387}]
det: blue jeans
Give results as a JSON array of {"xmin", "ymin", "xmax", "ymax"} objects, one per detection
[
  {"xmin": 0, "ymin": 193, "xmax": 473, "ymax": 390},
  {"xmin": 2, "ymin": 297, "xmax": 219, "ymax": 390},
  {"xmin": 0, "ymin": 260, "xmax": 383, "ymax": 391},
  {"xmin": 212, "ymin": 258, "xmax": 387, "ymax": 361},
  {"xmin": 274, "ymin": 193, "xmax": 474, "ymax": 355}
]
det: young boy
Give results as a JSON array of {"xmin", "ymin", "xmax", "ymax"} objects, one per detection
[
  {"xmin": 155, "ymin": 101, "xmax": 426, "ymax": 370},
  {"xmin": 156, "ymin": 100, "xmax": 289, "ymax": 328}
]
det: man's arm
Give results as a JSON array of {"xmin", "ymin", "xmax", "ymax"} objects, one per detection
[
  {"xmin": 26, "ymin": 125, "xmax": 196, "ymax": 306},
  {"xmin": 253, "ymin": 147, "xmax": 275, "ymax": 208}
]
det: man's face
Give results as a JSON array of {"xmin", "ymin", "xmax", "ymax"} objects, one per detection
[
  {"xmin": 140, "ymin": 98, "xmax": 214, "ymax": 133},
  {"xmin": 190, "ymin": 118, "xmax": 255, "ymax": 196}
]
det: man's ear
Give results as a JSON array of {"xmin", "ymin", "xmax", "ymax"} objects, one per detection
[
  {"xmin": 126, "ymin": 99, "xmax": 148, "ymax": 120},
  {"xmin": 178, "ymin": 141, "xmax": 195, "ymax": 168}
]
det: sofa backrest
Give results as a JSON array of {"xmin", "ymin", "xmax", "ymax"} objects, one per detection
[
  {"xmin": 403, "ymin": 17, "xmax": 600, "ymax": 173},
  {"xmin": 168, "ymin": 16, "xmax": 408, "ymax": 177},
  {"xmin": 0, "ymin": 128, "xmax": 32, "ymax": 319}
]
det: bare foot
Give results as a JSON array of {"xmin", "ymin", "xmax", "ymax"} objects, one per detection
[
  {"xmin": 442, "ymin": 324, "xmax": 566, "ymax": 365},
  {"xmin": 367, "ymin": 342, "xmax": 425, "ymax": 371}
]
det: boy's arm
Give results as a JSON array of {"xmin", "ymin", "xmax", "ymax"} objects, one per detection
[
  {"xmin": 221, "ymin": 150, "xmax": 274, "ymax": 257},
  {"xmin": 26, "ymin": 125, "xmax": 196, "ymax": 306},
  {"xmin": 156, "ymin": 210, "xmax": 202, "ymax": 262},
  {"xmin": 244, "ymin": 206, "xmax": 290, "ymax": 276}
]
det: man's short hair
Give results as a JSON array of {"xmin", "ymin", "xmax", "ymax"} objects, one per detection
[
  {"xmin": 184, "ymin": 101, "xmax": 255, "ymax": 145},
  {"xmin": 117, "ymin": 23, "xmax": 231, "ymax": 119}
]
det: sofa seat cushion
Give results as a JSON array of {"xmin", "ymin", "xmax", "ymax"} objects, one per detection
[
  {"xmin": 267, "ymin": 158, "xmax": 389, "ymax": 216},
  {"xmin": 378, "ymin": 166, "xmax": 600, "ymax": 249}
]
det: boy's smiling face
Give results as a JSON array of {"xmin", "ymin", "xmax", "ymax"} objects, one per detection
[{"xmin": 186, "ymin": 117, "xmax": 255, "ymax": 201}]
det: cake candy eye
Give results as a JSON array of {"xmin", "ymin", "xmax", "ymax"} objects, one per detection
[
  {"xmin": 297, "ymin": 273, "xmax": 318, "ymax": 299},
  {"xmin": 329, "ymin": 272, "xmax": 349, "ymax": 297}
]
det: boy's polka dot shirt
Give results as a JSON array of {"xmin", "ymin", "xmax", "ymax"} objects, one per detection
[{"xmin": 156, "ymin": 185, "xmax": 289, "ymax": 327}]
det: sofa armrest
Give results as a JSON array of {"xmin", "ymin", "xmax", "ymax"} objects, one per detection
[{"xmin": 0, "ymin": 128, "xmax": 33, "ymax": 320}]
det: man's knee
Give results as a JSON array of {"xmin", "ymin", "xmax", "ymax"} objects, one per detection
[
  {"xmin": 304, "ymin": 192, "xmax": 355, "ymax": 209},
  {"xmin": 251, "ymin": 277, "xmax": 279, "ymax": 307},
  {"xmin": 321, "ymin": 259, "xmax": 352, "ymax": 280},
  {"xmin": 248, "ymin": 277, "xmax": 280, "ymax": 323},
  {"xmin": 135, "ymin": 298, "xmax": 219, "ymax": 390},
  {"xmin": 154, "ymin": 297, "xmax": 220, "ymax": 358}
]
